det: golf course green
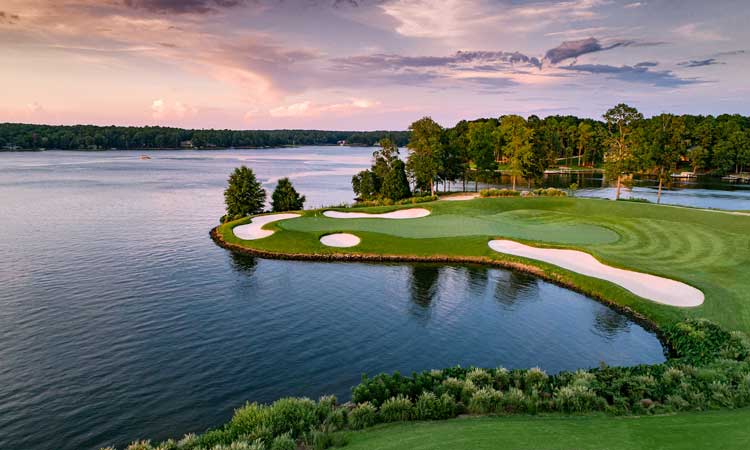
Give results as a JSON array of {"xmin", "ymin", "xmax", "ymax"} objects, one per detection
[
  {"xmin": 344, "ymin": 408, "xmax": 750, "ymax": 450},
  {"xmin": 216, "ymin": 196, "xmax": 750, "ymax": 334}
]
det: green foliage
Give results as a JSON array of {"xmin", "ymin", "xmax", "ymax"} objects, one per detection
[
  {"xmin": 348, "ymin": 402, "xmax": 377, "ymax": 430},
  {"xmin": 414, "ymin": 392, "xmax": 457, "ymax": 420},
  {"xmin": 381, "ymin": 160, "xmax": 411, "ymax": 201},
  {"xmin": 269, "ymin": 433, "xmax": 295, "ymax": 450},
  {"xmin": 406, "ymin": 116, "xmax": 443, "ymax": 195},
  {"xmin": 0, "ymin": 123, "xmax": 409, "ymax": 150},
  {"xmin": 480, "ymin": 188, "xmax": 520, "ymax": 197},
  {"xmin": 351, "ymin": 170, "xmax": 379, "ymax": 201},
  {"xmin": 224, "ymin": 166, "xmax": 266, "ymax": 218},
  {"xmin": 271, "ymin": 178, "xmax": 305, "ymax": 212},
  {"xmin": 664, "ymin": 319, "xmax": 749, "ymax": 364},
  {"xmin": 531, "ymin": 187, "xmax": 567, "ymax": 197},
  {"xmin": 379, "ymin": 395, "xmax": 414, "ymax": 422}
]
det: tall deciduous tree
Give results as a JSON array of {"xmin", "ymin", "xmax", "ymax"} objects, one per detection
[
  {"xmin": 499, "ymin": 115, "xmax": 534, "ymax": 191},
  {"xmin": 643, "ymin": 114, "xmax": 687, "ymax": 203},
  {"xmin": 603, "ymin": 103, "xmax": 643, "ymax": 200},
  {"xmin": 271, "ymin": 177, "xmax": 306, "ymax": 212},
  {"xmin": 381, "ymin": 159, "xmax": 412, "ymax": 200},
  {"xmin": 224, "ymin": 166, "xmax": 266, "ymax": 219},
  {"xmin": 467, "ymin": 121, "xmax": 497, "ymax": 191},
  {"xmin": 406, "ymin": 117, "xmax": 443, "ymax": 196}
]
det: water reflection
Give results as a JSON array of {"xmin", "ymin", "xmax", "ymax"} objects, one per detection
[
  {"xmin": 593, "ymin": 308, "xmax": 631, "ymax": 338},
  {"xmin": 494, "ymin": 270, "xmax": 539, "ymax": 310},
  {"xmin": 409, "ymin": 265, "xmax": 441, "ymax": 311},
  {"xmin": 230, "ymin": 253, "xmax": 258, "ymax": 274}
]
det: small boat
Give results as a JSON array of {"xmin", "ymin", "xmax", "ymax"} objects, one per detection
[
  {"xmin": 140, "ymin": 155, "xmax": 151, "ymax": 160},
  {"xmin": 671, "ymin": 171, "xmax": 695, "ymax": 179}
]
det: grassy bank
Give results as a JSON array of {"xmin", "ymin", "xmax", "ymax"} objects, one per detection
[
  {"xmin": 345, "ymin": 408, "xmax": 750, "ymax": 450},
  {"xmin": 217, "ymin": 196, "xmax": 750, "ymax": 334}
]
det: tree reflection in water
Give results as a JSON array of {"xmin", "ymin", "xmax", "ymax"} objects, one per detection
[{"xmin": 593, "ymin": 308, "xmax": 630, "ymax": 338}]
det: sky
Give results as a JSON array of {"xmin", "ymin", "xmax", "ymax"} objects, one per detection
[{"xmin": 1, "ymin": 0, "xmax": 749, "ymax": 130}]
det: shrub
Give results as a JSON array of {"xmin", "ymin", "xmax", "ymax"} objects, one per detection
[
  {"xmin": 492, "ymin": 367, "xmax": 511, "ymax": 389},
  {"xmin": 664, "ymin": 319, "xmax": 749, "ymax": 364},
  {"xmin": 229, "ymin": 402, "xmax": 269, "ymax": 437},
  {"xmin": 466, "ymin": 368, "xmax": 493, "ymax": 388},
  {"xmin": 524, "ymin": 367, "xmax": 548, "ymax": 389},
  {"xmin": 348, "ymin": 402, "xmax": 377, "ymax": 430},
  {"xmin": 379, "ymin": 395, "xmax": 414, "ymax": 422},
  {"xmin": 532, "ymin": 187, "xmax": 567, "ymax": 197},
  {"xmin": 468, "ymin": 388, "xmax": 503, "ymax": 414},
  {"xmin": 441, "ymin": 377, "xmax": 464, "ymax": 400},
  {"xmin": 264, "ymin": 397, "xmax": 318, "ymax": 438},
  {"xmin": 270, "ymin": 433, "xmax": 295, "ymax": 450},
  {"xmin": 554, "ymin": 385, "xmax": 605, "ymax": 413},
  {"xmin": 414, "ymin": 391, "xmax": 439, "ymax": 420},
  {"xmin": 480, "ymin": 188, "xmax": 520, "ymax": 197},
  {"xmin": 500, "ymin": 388, "xmax": 528, "ymax": 414}
]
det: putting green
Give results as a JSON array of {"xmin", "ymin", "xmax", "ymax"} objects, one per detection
[
  {"xmin": 282, "ymin": 209, "xmax": 619, "ymax": 245},
  {"xmin": 217, "ymin": 196, "xmax": 750, "ymax": 334}
]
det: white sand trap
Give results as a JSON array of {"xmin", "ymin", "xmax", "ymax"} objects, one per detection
[
  {"xmin": 323, "ymin": 208, "xmax": 430, "ymax": 219},
  {"xmin": 232, "ymin": 213, "xmax": 300, "ymax": 240},
  {"xmin": 441, "ymin": 193, "xmax": 479, "ymax": 201},
  {"xmin": 488, "ymin": 240, "xmax": 704, "ymax": 307},
  {"xmin": 320, "ymin": 233, "xmax": 361, "ymax": 247}
]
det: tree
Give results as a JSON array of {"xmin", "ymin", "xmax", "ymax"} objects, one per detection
[
  {"xmin": 271, "ymin": 177, "xmax": 305, "ymax": 212},
  {"xmin": 224, "ymin": 166, "xmax": 266, "ymax": 219},
  {"xmin": 499, "ymin": 115, "xmax": 534, "ymax": 191},
  {"xmin": 603, "ymin": 103, "xmax": 643, "ymax": 200},
  {"xmin": 371, "ymin": 137, "xmax": 400, "ymax": 181},
  {"xmin": 467, "ymin": 121, "xmax": 497, "ymax": 191},
  {"xmin": 406, "ymin": 117, "xmax": 443, "ymax": 196},
  {"xmin": 352, "ymin": 170, "xmax": 378, "ymax": 200},
  {"xmin": 381, "ymin": 159, "xmax": 411, "ymax": 200},
  {"xmin": 643, "ymin": 114, "xmax": 687, "ymax": 203},
  {"xmin": 576, "ymin": 122, "xmax": 594, "ymax": 167}
]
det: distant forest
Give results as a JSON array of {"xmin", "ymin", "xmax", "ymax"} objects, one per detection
[
  {"xmin": 3, "ymin": 112, "xmax": 749, "ymax": 176},
  {"xmin": 0, "ymin": 123, "xmax": 410, "ymax": 150}
]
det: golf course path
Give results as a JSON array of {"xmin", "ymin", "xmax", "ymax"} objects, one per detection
[
  {"xmin": 323, "ymin": 208, "xmax": 430, "ymax": 219},
  {"xmin": 233, "ymin": 213, "xmax": 300, "ymax": 240},
  {"xmin": 488, "ymin": 239, "xmax": 705, "ymax": 307}
]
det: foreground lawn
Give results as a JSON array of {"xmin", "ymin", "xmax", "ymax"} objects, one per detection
[
  {"xmin": 218, "ymin": 197, "xmax": 750, "ymax": 334},
  {"xmin": 346, "ymin": 409, "xmax": 750, "ymax": 450}
]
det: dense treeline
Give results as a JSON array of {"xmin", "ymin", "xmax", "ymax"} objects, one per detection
[
  {"xmin": 0, "ymin": 123, "xmax": 410, "ymax": 150},
  {"xmin": 402, "ymin": 106, "xmax": 750, "ymax": 202}
]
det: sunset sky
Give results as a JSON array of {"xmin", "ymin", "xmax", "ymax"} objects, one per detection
[{"xmin": 1, "ymin": 0, "xmax": 748, "ymax": 130}]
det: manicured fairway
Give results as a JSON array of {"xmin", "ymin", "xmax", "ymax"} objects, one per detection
[
  {"xmin": 344, "ymin": 408, "xmax": 750, "ymax": 450},
  {"xmin": 218, "ymin": 197, "xmax": 750, "ymax": 333}
]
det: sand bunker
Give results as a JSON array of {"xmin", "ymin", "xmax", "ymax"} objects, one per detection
[
  {"xmin": 323, "ymin": 208, "xmax": 430, "ymax": 219},
  {"xmin": 320, "ymin": 233, "xmax": 361, "ymax": 247},
  {"xmin": 441, "ymin": 193, "xmax": 480, "ymax": 201},
  {"xmin": 232, "ymin": 213, "xmax": 300, "ymax": 240},
  {"xmin": 488, "ymin": 240, "xmax": 704, "ymax": 307}
]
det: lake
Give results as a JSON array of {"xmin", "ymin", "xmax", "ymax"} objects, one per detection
[{"xmin": 4, "ymin": 147, "xmax": 738, "ymax": 450}]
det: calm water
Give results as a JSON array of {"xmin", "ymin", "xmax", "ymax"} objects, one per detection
[{"xmin": 0, "ymin": 148, "xmax": 679, "ymax": 450}]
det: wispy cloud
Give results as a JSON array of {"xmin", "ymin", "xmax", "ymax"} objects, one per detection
[
  {"xmin": 560, "ymin": 64, "xmax": 700, "ymax": 87},
  {"xmin": 677, "ymin": 58, "xmax": 724, "ymax": 68},
  {"xmin": 123, "ymin": 0, "xmax": 247, "ymax": 14}
]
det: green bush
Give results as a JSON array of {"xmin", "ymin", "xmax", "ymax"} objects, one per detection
[
  {"xmin": 414, "ymin": 391, "xmax": 457, "ymax": 420},
  {"xmin": 466, "ymin": 368, "xmax": 493, "ymax": 388},
  {"xmin": 480, "ymin": 188, "xmax": 520, "ymax": 197},
  {"xmin": 269, "ymin": 433, "xmax": 295, "ymax": 450},
  {"xmin": 379, "ymin": 395, "xmax": 414, "ymax": 422},
  {"xmin": 468, "ymin": 388, "xmax": 503, "ymax": 414},
  {"xmin": 554, "ymin": 385, "xmax": 605, "ymax": 413},
  {"xmin": 229, "ymin": 402, "xmax": 269, "ymax": 437},
  {"xmin": 523, "ymin": 367, "xmax": 548, "ymax": 389},
  {"xmin": 264, "ymin": 397, "xmax": 318, "ymax": 438},
  {"xmin": 348, "ymin": 402, "xmax": 377, "ymax": 430},
  {"xmin": 532, "ymin": 187, "xmax": 567, "ymax": 197}
]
